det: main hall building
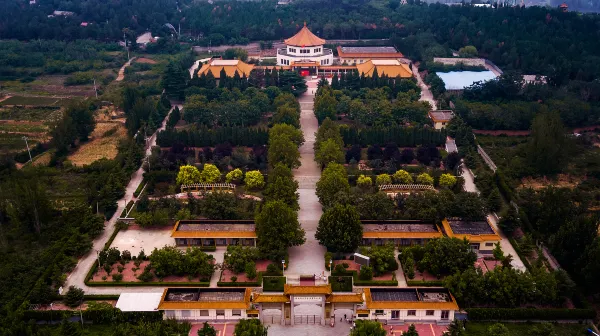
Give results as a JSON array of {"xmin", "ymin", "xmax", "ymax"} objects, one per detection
[{"xmin": 277, "ymin": 23, "xmax": 334, "ymax": 67}]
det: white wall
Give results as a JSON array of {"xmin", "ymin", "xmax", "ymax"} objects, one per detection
[
  {"xmin": 163, "ymin": 309, "xmax": 248, "ymax": 321},
  {"xmin": 277, "ymin": 47, "xmax": 333, "ymax": 66},
  {"xmin": 363, "ymin": 309, "xmax": 455, "ymax": 322}
]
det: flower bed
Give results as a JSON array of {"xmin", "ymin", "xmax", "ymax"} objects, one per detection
[
  {"xmin": 87, "ymin": 260, "xmax": 209, "ymax": 285},
  {"xmin": 217, "ymin": 259, "xmax": 272, "ymax": 287}
]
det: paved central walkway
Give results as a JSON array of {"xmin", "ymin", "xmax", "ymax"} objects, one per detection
[
  {"xmin": 412, "ymin": 63, "xmax": 436, "ymax": 110},
  {"xmin": 287, "ymin": 81, "xmax": 326, "ymax": 276}
]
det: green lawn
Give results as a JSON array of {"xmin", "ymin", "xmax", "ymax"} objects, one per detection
[{"xmin": 464, "ymin": 322, "xmax": 592, "ymax": 336}]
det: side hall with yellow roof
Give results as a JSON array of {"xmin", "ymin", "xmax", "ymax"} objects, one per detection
[
  {"xmin": 171, "ymin": 219, "xmax": 257, "ymax": 248},
  {"xmin": 361, "ymin": 220, "xmax": 443, "ymax": 247},
  {"xmin": 441, "ymin": 217, "xmax": 501, "ymax": 254}
]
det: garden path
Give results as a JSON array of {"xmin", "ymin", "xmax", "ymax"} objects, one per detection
[
  {"xmin": 62, "ymin": 104, "xmax": 181, "ymax": 294},
  {"xmin": 287, "ymin": 79, "xmax": 327, "ymax": 276},
  {"xmin": 116, "ymin": 57, "xmax": 137, "ymax": 82},
  {"xmin": 412, "ymin": 63, "xmax": 437, "ymax": 110}
]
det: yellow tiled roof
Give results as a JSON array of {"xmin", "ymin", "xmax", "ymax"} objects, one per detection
[
  {"xmin": 284, "ymin": 23, "xmax": 326, "ymax": 47},
  {"xmin": 170, "ymin": 231, "xmax": 257, "ymax": 238},
  {"xmin": 355, "ymin": 60, "xmax": 412, "ymax": 78},
  {"xmin": 157, "ymin": 288, "xmax": 252, "ymax": 310},
  {"xmin": 362, "ymin": 232, "xmax": 443, "ymax": 239},
  {"xmin": 441, "ymin": 218, "xmax": 501, "ymax": 243},
  {"xmin": 253, "ymin": 294, "xmax": 289, "ymax": 303},
  {"xmin": 197, "ymin": 60, "xmax": 254, "ymax": 79},
  {"xmin": 284, "ymin": 284, "xmax": 332, "ymax": 295},
  {"xmin": 364, "ymin": 288, "xmax": 459, "ymax": 310},
  {"xmin": 326, "ymin": 293, "xmax": 363, "ymax": 303}
]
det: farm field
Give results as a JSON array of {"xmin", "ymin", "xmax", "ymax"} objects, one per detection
[
  {"xmin": 67, "ymin": 121, "xmax": 127, "ymax": 166},
  {"xmin": 0, "ymin": 95, "xmax": 78, "ymax": 107}
]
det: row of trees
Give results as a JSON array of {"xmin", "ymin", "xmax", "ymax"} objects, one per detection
[
  {"xmin": 341, "ymin": 126, "xmax": 446, "ymax": 148},
  {"xmin": 156, "ymin": 126, "xmax": 269, "ymax": 147},
  {"xmin": 254, "ymin": 122, "xmax": 305, "ymax": 261},
  {"xmin": 314, "ymin": 83, "xmax": 430, "ymax": 126}
]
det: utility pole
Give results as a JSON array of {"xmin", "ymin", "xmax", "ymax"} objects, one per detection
[
  {"xmin": 22, "ymin": 136, "xmax": 32, "ymax": 162},
  {"xmin": 93, "ymin": 79, "xmax": 98, "ymax": 98}
]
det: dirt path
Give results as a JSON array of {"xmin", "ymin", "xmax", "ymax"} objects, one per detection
[
  {"xmin": 116, "ymin": 57, "xmax": 137, "ymax": 82},
  {"xmin": 412, "ymin": 63, "xmax": 436, "ymax": 110},
  {"xmin": 287, "ymin": 79, "xmax": 326, "ymax": 276},
  {"xmin": 62, "ymin": 103, "xmax": 180, "ymax": 294}
]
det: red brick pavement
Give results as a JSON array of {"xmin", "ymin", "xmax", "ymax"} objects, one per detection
[{"xmin": 384, "ymin": 323, "xmax": 447, "ymax": 336}]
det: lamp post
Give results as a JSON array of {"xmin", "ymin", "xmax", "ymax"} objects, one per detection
[
  {"xmin": 329, "ymin": 260, "xmax": 333, "ymax": 274},
  {"xmin": 50, "ymin": 303, "xmax": 53, "ymax": 324},
  {"xmin": 281, "ymin": 260, "xmax": 285, "ymax": 276},
  {"xmin": 22, "ymin": 136, "xmax": 32, "ymax": 162}
]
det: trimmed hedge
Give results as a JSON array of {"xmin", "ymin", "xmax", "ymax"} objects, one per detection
[
  {"xmin": 406, "ymin": 280, "xmax": 444, "ymax": 287},
  {"xmin": 332, "ymin": 270, "xmax": 398, "ymax": 287},
  {"xmin": 133, "ymin": 181, "xmax": 146, "ymax": 198},
  {"xmin": 197, "ymin": 245, "xmax": 217, "ymax": 252},
  {"xmin": 23, "ymin": 309, "xmax": 162, "ymax": 323},
  {"xmin": 103, "ymin": 227, "xmax": 121, "ymax": 250},
  {"xmin": 466, "ymin": 308, "xmax": 596, "ymax": 321},
  {"xmin": 86, "ymin": 281, "xmax": 210, "ymax": 287},
  {"xmin": 263, "ymin": 276, "xmax": 286, "ymax": 292},
  {"xmin": 83, "ymin": 294, "xmax": 120, "ymax": 300},
  {"xmin": 328, "ymin": 276, "xmax": 353, "ymax": 292}
]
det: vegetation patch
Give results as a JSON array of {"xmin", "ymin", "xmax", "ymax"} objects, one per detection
[{"xmin": 68, "ymin": 122, "xmax": 127, "ymax": 166}]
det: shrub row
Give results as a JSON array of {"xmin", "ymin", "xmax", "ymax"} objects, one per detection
[
  {"xmin": 86, "ymin": 281, "xmax": 210, "ymax": 287},
  {"xmin": 341, "ymin": 126, "xmax": 446, "ymax": 147},
  {"xmin": 332, "ymin": 270, "xmax": 398, "ymax": 287},
  {"xmin": 465, "ymin": 308, "xmax": 596, "ymax": 321},
  {"xmin": 328, "ymin": 276, "xmax": 353, "ymax": 292},
  {"xmin": 406, "ymin": 280, "xmax": 444, "ymax": 287},
  {"xmin": 262, "ymin": 276, "xmax": 286, "ymax": 292},
  {"xmin": 23, "ymin": 309, "xmax": 162, "ymax": 323},
  {"xmin": 133, "ymin": 181, "xmax": 146, "ymax": 198}
]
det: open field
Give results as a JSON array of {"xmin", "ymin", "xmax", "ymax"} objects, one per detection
[
  {"xmin": 0, "ymin": 132, "xmax": 46, "ymax": 153},
  {"xmin": 68, "ymin": 121, "xmax": 127, "ymax": 166},
  {"xmin": 0, "ymin": 95, "xmax": 78, "ymax": 107},
  {"xmin": 0, "ymin": 106, "xmax": 63, "ymax": 121}
]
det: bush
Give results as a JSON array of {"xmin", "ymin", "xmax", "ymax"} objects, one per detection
[
  {"xmin": 230, "ymin": 276, "xmax": 238, "ymax": 283},
  {"xmin": 245, "ymin": 262, "xmax": 257, "ymax": 280},
  {"xmin": 64, "ymin": 286, "xmax": 84, "ymax": 307},
  {"xmin": 376, "ymin": 174, "xmax": 392, "ymax": 185},
  {"xmin": 324, "ymin": 252, "xmax": 333, "ymax": 269},
  {"xmin": 359, "ymin": 265, "xmax": 373, "ymax": 280},
  {"xmin": 244, "ymin": 170, "xmax": 265, "ymax": 189},
  {"xmin": 465, "ymin": 308, "xmax": 596, "ymax": 321},
  {"xmin": 112, "ymin": 273, "xmax": 123, "ymax": 281},
  {"xmin": 226, "ymin": 168, "xmax": 243, "ymax": 183},
  {"xmin": 266, "ymin": 263, "xmax": 281, "ymax": 275},
  {"xmin": 137, "ymin": 271, "xmax": 154, "ymax": 282},
  {"xmin": 393, "ymin": 170, "xmax": 413, "ymax": 184},
  {"xmin": 357, "ymin": 174, "xmax": 372, "ymax": 188},
  {"xmin": 117, "ymin": 265, "xmax": 124, "ymax": 273},
  {"xmin": 416, "ymin": 173, "xmax": 434, "ymax": 185},
  {"xmin": 329, "ymin": 276, "xmax": 353, "ymax": 292},
  {"xmin": 262, "ymin": 276, "xmax": 286, "ymax": 291}
]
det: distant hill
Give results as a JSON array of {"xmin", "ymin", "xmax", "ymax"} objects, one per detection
[{"xmin": 549, "ymin": 0, "xmax": 600, "ymax": 12}]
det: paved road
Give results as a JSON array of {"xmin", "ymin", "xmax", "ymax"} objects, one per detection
[
  {"xmin": 412, "ymin": 63, "xmax": 436, "ymax": 110},
  {"xmin": 116, "ymin": 57, "xmax": 136, "ymax": 82},
  {"xmin": 287, "ymin": 80, "xmax": 327, "ymax": 276},
  {"xmin": 454, "ymin": 140, "xmax": 527, "ymax": 272},
  {"xmin": 63, "ymin": 104, "xmax": 181, "ymax": 294}
]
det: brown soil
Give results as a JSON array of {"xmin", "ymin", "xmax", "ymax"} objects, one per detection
[
  {"xmin": 136, "ymin": 57, "xmax": 158, "ymax": 64},
  {"xmin": 220, "ymin": 260, "xmax": 271, "ymax": 283},
  {"xmin": 519, "ymin": 174, "xmax": 581, "ymax": 190},
  {"xmin": 68, "ymin": 122, "xmax": 127, "ymax": 166},
  {"xmin": 91, "ymin": 260, "xmax": 207, "ymax": 283}
]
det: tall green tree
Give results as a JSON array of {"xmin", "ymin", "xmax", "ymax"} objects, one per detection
[
  {"xmin": 316, "ymin": 163, "xmax": 350, "ymax": 208},
  {"xmin": 264, "ymin": 163, "xmax": 299, "ymax": 209},
  {"xmin": 197, "ymin": 322, "xmax": 216, "ymax": 336},
  {"xmin": 315, "ymin": 138, "xmax": 345, "ymax": 167},
  {"xmin": 350, "ymin": 320, "xmax": 386, "ymax": 336},
  {"xmin": 420, "ymin": 237, "xmax": 477, "ymax": 277},
  {"xmin": 233, "ymin": 319, "xmax": 268, "ymax": 336},
  {"xmin": 255, "ymin": 200, "xmax": 305, "ymax": 261},
  {"xmin": 527, "ymin": 111, "xmax": 568, "ymax": 175},
  {"xmin": 316, "ymin": 203, "xmax": 362, "ymax": 252},
  {"xmin": 162, "ymin": 61, "xmax": 187, "ymax": 100}
]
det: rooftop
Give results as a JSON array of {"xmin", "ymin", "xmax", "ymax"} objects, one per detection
[
  {"xmin": 429, "ymin": 110, "xmax": 454, "ymax": 122},
  {"xmin": 284, "ymin": 23, "xmax": 326, "ymax": 47},
  {"xmin": 340, "ymin": 46, "xmax": 399, "ymax": 54},
  {"xmin": 437, "ymin": 71, "xmax": 497, "ymax": 90},
  {"xmin": 176, "ymin": 220, "xmax": 255, "ymax": 232},
  {"xmin": 116, "ymin": 292, "xmax": 162, "ymax": 312},
  {"xmin": 362, "ymin": 220, "xmax": 438, "ymax": 233},
  {"xmin": 355, "ymin": 60, "xmax": 412, "ymax": 78},
  {"xmin": 447, "ymin": 218, "xmax": 495, "ymax": 235},
  {"xmin": 284, "ymin": 284, "xmax": 332, "ymax": 295},
  {"xmin": 164, "ymin": 288, "xmax": 246, "ymax": 303},
  {"xmin": 365, "ymin": 288, "xmax": 459, "ymax": 310}
]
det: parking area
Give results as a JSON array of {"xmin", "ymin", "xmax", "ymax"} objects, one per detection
[{"xmin": 109, "ymin": 227, "xmax": 173, "ymax": 255}]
